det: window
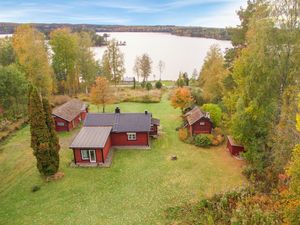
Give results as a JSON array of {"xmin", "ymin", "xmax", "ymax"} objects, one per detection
[
  {"xmin": 127, "ymin": 133, "xmax": 137, "ymax": 141},
  {"xmin": 57, "ymin": 122, "xmax": 65, "ymax": 126},
  {"xmin": 81, "ymin": 150, "xmax": 89, "ymax": 160},
  {"xmin": 200, "ymin": 122, "xmax": 205, "ymax": 126}
]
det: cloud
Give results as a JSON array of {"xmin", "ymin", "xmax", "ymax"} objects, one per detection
[
  {"xmin": 0, "ymin": 0, "xmax": 248, "ymax": 27},
  {"xmin": 183, "ymin": 0, "xmax": 248, "ymax": 27}
]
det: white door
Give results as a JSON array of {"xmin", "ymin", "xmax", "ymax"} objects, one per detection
[{"xmin": 89, "ymin": 150, "xmax": 96, "ymax": 163}]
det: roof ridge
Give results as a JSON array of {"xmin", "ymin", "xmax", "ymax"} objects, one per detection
[{"xmin": 113, "ymin": 113, "xmax": 120, "ymax": 131}]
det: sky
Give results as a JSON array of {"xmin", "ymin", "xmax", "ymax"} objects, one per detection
[{"xmin": 0, "ymin": 0, "xmax": 248, "ymax": 28}]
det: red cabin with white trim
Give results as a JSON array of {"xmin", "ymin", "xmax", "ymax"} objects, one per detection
[
  {"xmin": 52, "ymin": 99, "xmax": 88, "ymax": 132},
  {"xmin": 69, "ymin": 108, "xmax": 159, "ymax": 165},
  {"xmin": 184, "ymin": 107, "xmax": 213, "ymax": 135}
]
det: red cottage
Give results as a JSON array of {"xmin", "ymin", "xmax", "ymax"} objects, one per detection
[
  {"xmin": 226, "ymin": 136, "xmax": 245, "ymax": 156},
  {"xmin": 52, "ymin": 99, "xmax": 88, "ymax": 132},
  {"xmin": 69, "ymin": 107, "xmax": 160, "ymax": 165},
  {"xmin": 184, "ymin": 107, "xmax": 213, "ymax": 135}
]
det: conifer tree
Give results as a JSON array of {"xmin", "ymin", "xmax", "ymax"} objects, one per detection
[
  {"xmin": 28, "ymin": 85, "xmax": 59, "ymax": 176},
  {"xmin": 42, "ymin": 98, "xmax": 60, "ymax": 173}
]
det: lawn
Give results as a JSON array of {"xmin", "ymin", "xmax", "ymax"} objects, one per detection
[{"xmin": 0, "ymin": 94, "xmax": 247, "ymax": 225}]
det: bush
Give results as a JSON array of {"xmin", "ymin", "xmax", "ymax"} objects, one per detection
[
  {"xmin": 146, "ymin": 82, "xmax": 152, "ymax": 91},
  {"xmin": 155, "ymin": 80, "xmax": 163, "ymax": 89},
  {"xmin": 194, "ymin": 134, "xmax": 212, "ymax": 147},
  {"xmin": 166, "ymin": 188, "xmax": 283, "ymax": 225},
  {"xmin": 191, "ymin": 87, "xmax": 205, "ymax": 105},
  {"xmin": 213, "ymin": 127, "xmax": 223, "ymax": 136},
  {"xmin": 178, "ymin": 128, "xmax": 189, "ymax": 141},
  {"xmin": 202, "ymin": 103, "xmax": 222, "ymax": 126},
  {"xmin": 31, "ymin": 185, "xmax": 41, "ymax": 192},
  {"xmin": 185, "ymin": 136, "xmax": 194, "ymax": 144}
]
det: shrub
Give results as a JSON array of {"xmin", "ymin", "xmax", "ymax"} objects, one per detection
[
  {"xmin": 178, "ymin": 128, "xmax": 188, "ymax": 141},
  {"xmin": 194, "ymin": 134, "xmax": 212, "ymax": 147},
  {"xmin": 213, "ymin": 127, "xmax": 223, "ymax": 136},
  {"xmin": 166, "ymin": 188, "xmax": 282, "ymax": 225},
  {"xmin": 155, "ymin": 80, "xmax": 163, "ymax": 89},
  {"xmin": 202, "ymin": 103, "xmax": 222, "ymax": 126},
  {"xmin": 146, "ymin": 82, "xmax": 152, "ymax": 91},
  {"xmin": 185, "ymin": 136, "xmax": 194, "ymax": 144},
  {"xmin": 141, "ymin": 81, "xmax": 146, "ymax": 88},
  {"xmin": 191, "ymin": 87, "xmax": 205, "ymax": 105},
  {"xmin": 31, "ymin": 185, "xmax": 41, "ymax": 192}
]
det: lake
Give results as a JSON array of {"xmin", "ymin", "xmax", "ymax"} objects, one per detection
[
  {"xmin": 93, "ymin": 32, "xmax": 232, "ymax": 80},
  {"xmin": 0, "ymin": 32, "xmax": 232, "ymax": 81}
]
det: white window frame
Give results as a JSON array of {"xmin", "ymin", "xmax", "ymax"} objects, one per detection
[
  {"xmin": 57, "ymin": 122, "xmax": 65, "ymax": 126},
  {"xmin": 127, "ymin": 132, "xmax": 137, "ymax": 141},
  {"xmin": 200, "ymin": 122, "xmax": 205, "ymax": 126},
  {"xmin": 81, "ymin": 150, "xmax": 89, "ymax": 160},
  {"xmin": 88, "ymin": 150, "xmax": 96, "ymax": 163}
]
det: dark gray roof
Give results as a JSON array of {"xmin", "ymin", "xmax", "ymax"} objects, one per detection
[
  {"xmin": 52, "ymin": 99, "xmax": 87, "ymax": 122},
  {"xmin": 70, "ymin": 127, "xmax": 112, "ymax": 148},
  {"xmin": 151, "ymin": 118, "xmax": 160, "ymax": 126},
  {"xmin": 84, "ymin": 113, "xmax": 152, "ymax": 132}
]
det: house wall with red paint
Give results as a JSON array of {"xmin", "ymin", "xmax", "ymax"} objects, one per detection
[
  {"xmin": 150, "ymin": 125, "xmax": 158, "ymax": 136},
  {"xmin": 54, "ymin": 117, "xmax": 70, "ymax": 132},
  {"xmin": 54, "ymin": 114, "xmax": 83, "ymax": 132},
  {"xmin": 80, "ymin": 111, "xmax": 87, "ymax": 121},
  {"xmin": 103, "ymin": 135, "xmax": 112, "ymax": 161},
  {"xmin": 226, "ymin": 139, "xmax": 245, "ymax": 156},
  {"xmin": 111, "ymin": 132, "xmax": 149, "ymax": 146},
  {"xmin": 72, "ymin": 134, "xmax": 112, "ymax": 164},
  {"xmin": 190, "ymin": 118, "xmax": 213, "ymax": 135}
]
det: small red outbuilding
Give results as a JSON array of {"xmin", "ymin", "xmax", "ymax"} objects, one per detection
[
  {"xmin": 226, "ymin": 136, "xmax": 245, "ymax": 156},
  {"xmin": 184, "ymin": 107, "xmax": 213, "ymax": 135},
  {"xmin": 52, "ymin": 99, "xmax": 88, "ymax": 132}
]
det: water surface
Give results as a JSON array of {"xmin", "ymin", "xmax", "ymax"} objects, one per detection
[{"xmin": 93, "ymin": 32, "xmax": 231, "ymax": 80}]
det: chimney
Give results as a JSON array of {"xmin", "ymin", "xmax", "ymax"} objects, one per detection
[
  {"xmin": 115, "ymin": 107, "xmax": 120, "ymax": 113},
  {"xmin": 145, "ymin": 110, "xmax": 148, "ymax": 115}
]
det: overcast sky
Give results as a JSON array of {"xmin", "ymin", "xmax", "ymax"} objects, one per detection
[{"xmin": 0, "ymin": 0, "xmax": 248, "ymax": 28}]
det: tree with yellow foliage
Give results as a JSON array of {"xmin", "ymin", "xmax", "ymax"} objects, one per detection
[
  {"xmin": 284, "ymin": 95, "xmax": 300, "ymax": 224},
  {"xmin": 170, "ymin": 87, "xmax": 194, "ymax": 113},
  {"xmin": 49, "ymin": 28, "xmax": 79, "ymax": 95},
  {"xmin": 198, "ymin": 44, "xmax": 228, "ymax": 103},
  {"xmin": 90, "ymin": 77, "xmax": 114, "ymax": 112},
  {"xmin": 12, "ymin": 25, "xmax": 53, "ymax": 96}
]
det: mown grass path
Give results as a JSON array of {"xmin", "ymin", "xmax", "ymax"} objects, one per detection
[{"xmin": 0, "ymin": 94, "xmax": 246, "ymax": 225}]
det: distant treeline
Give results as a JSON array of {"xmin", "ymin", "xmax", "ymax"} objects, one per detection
[{"xmin": 0, "ymin": 23, "xmax": 231, "ymax": 41}]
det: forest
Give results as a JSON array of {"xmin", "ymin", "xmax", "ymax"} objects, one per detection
[
  {"xmin": 0, "ymin": 23, "xmax": 231, "ymax": 40},
  {"xmin": 167, "ymin": 0, "xmax": 300, "ymax": 224}
]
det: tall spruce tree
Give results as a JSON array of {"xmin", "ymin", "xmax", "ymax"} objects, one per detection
[
  {"xmin": 28, "ymin": 85, "xmax": 59, "ymax": 176},
  {"xmin": 42, "ymin": 98, "xmax": 60, "ymax": 173}
]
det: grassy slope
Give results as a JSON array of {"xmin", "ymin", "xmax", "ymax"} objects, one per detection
[{"xmin": 0, "ymin": 94, "xmax": 246, "ymax": 225}]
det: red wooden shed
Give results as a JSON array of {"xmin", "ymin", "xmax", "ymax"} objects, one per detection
[
  {"xmin": 184, "ymin": 107, "xmax": 213, "ymax": 135},
  {"xmin": 52, "ymin": 99, "xmax": 88, "ymax": 132},
  {"xmin": 226, "ymin": 136, "xmax": 245, "ymax": 156}
]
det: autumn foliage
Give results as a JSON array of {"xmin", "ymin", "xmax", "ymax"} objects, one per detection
[
  {"xmin": 90, "ymin": 77, "xmax": 114, "ymax": 112},
  {"xmin": 170, "ymin": 87, "xmax": 194, "ymax": 112},
  {"xmin": 178, "ymin": 128, "xmax": 188, "ymax": 141}
]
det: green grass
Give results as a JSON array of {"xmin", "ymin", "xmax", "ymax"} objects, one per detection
[{"xmin": 0, "ymin": 94, "xmax": 246, "ymax": 225}]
